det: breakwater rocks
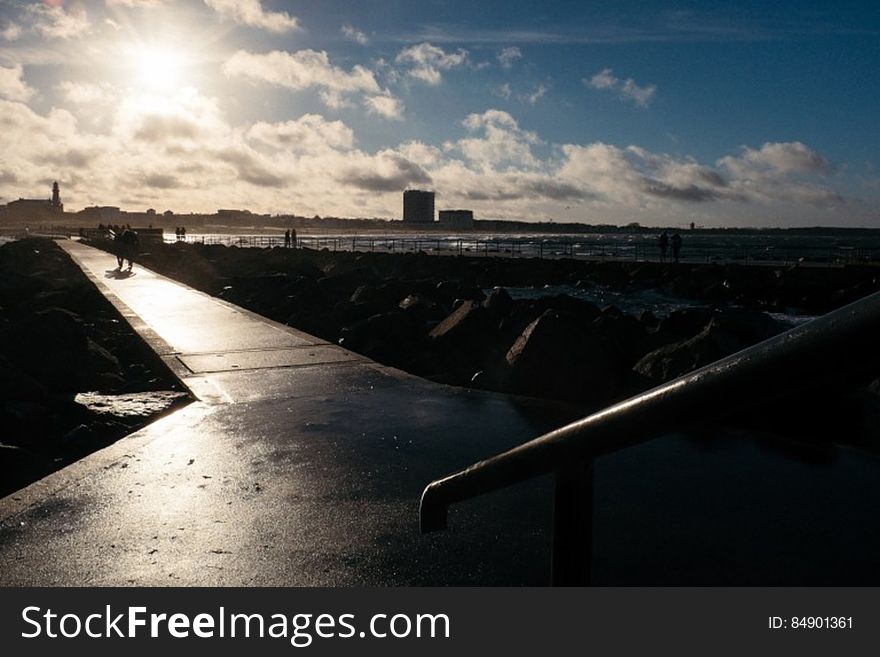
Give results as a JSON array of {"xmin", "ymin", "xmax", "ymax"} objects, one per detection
[
  {"xmin": 113, "ymin": 241, "xmax": 880, "ymax": 423},
  {"xmin": 0, "ymin": 238, "xmax": 189, "ymax": 497}
]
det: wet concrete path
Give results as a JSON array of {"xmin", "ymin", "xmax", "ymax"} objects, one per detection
[{"xmin": 0, "ymin": 241, "xmax": 574, "ymax": 585}]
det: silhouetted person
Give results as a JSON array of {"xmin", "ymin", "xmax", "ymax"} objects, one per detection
[
  {"xmin": 284, "ymin": 229, "xmax": 291, "ymax": 248},
  {"xmin": 113, "ymin": 227, "xmax": 124, "ymax": 268},
  {"xmin": 290, "ymin": 228, "xmax": 297, "ymax": 248},
  {"xmin": 658, "ymin": 231, "xmax": 669, "ymax": 262},
  {"xmin": 671, "ymin": 233, "xmax": 682, "ymax": 263},
  {"xmin": 181, "ymin": 226, "xmax": 186, "ymax": 240},
  {"xmin": 120, "ymin": 227, "xmax": 139, "ymax": 271},
  {"xmin": 175, "ymin": 227, "xmax": 181, "ymax": 241}
]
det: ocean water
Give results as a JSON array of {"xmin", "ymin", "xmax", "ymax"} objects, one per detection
[{"xmin": 171, "ymin": 230, "xmax": 880, "ymax": 265}]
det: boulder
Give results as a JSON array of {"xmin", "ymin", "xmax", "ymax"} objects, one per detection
[
  {"xmin": 505, "ymin": 310, "xmax": 622, "ymax": 406},
  {"xmin": 429, "ymin": 300, "xmax": 489, "ymax": 344},
  {"xmin": 399, "ymin": 294, "xmax": 448, "ymax": 323},
  {"xmin": 339, "ymin": 311, "xmax": 420, "ymax": 360},
  {"xmin": 655, "ymin": 307, "xmax": 714, "ymax": 342},
  {"xmin": 634, "ymin": 309, "xmax": 786, "ymax": 383},
  {"xmin": 483, "ymin": 287, "xmax": 514, "ymax": 319}
]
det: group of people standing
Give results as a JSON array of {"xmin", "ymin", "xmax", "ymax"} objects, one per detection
[
  {"xmin": 111, "ymin": 225, "xmax": 139, "ymax": 271},
  {"xmin": 284, "ymin": 228, "xmax": 297, "ymax": 248},
  {"xmin": 658, "ymin": 231, "xmax": 683, "ymax": 263},
  {"xmin": 174, "ymin": 226, "xmax": 187, "ymax": 241}
]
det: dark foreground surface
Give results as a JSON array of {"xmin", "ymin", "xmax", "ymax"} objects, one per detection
[{"xmin": 1, "ymin": 241, "xmax": 879, "ymax": 585}]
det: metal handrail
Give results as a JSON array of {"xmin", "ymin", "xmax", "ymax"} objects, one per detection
[{"xmin": 420, "ymin": 289, "xmax": 880, "ymax": 583}]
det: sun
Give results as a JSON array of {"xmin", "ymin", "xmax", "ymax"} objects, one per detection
[{"xmin": 129, "ymin": 45, "xmax": 190, "ymax": 92}]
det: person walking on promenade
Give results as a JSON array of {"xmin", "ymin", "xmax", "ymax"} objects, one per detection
[
  {"xmin": 659, "ymin": 231, "xmax": 669, "ymax": 262},
  {"xmin": 120, "ymin": 226, "xmax": 140, "ymax": 272},
  {"xmin": 671, "ymin": 233, "xmax": 683, "ymax": 263},
  {"xmin": 112, "ymin": 226, "xmax": 124, "ymax": 269}
]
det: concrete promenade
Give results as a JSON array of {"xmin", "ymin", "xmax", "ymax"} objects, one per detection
[{"xmin": 0, "ymin": 241, "xmax": 573, "ymax": 585}]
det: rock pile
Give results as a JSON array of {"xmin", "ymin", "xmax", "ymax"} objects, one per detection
[{"xmin": 0, "ymin": 238, "xmax": 189, "ymax": 496}]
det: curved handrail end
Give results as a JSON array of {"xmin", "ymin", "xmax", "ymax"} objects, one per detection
[{"xmin": 419, "ymin": 483, "xmax": 449, "ymax": 533}]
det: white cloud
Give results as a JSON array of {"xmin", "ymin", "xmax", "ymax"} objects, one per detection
[
  {"xmin": 204, "ymin": 0, "xmax": 299, "ymax": 33},
  {"xmin": 248, "ymin": 114, "xmax": 355, "ymax": 153},
  {"xmin": 456, "ymin": 109, "xmax": 541, "ymax": 170},
  {"xmin": 0, "ymin": 64, "xmax": 35, "ymax": 102},
  {"xmin": 224, "ymin": 49, "xmax": 382, "ymax": 109},
  {"xmin": 105, "ymin": 0, "xmax": 168, "ymax": 7},
  {"xmin": 586, "ymin": 68, "xmax": 656, "ymax": 107},
  {"xmin": 28, "ymin": 4, "xmax": 91, "ymax": 40},
  {"xmin": 497, "ymin": 46, "xmax": 522, "ymax": 68},
  {"xmin": 494, "ymin": 83, "xmax": 512, "ymax": 100},
  {"xmin": 718, "ymin": 141, "xmax": 831, "ymax": 177},
  {"xmin": 342, "ymin": 24, "xmax": 369, "ymax": 45},
  {"xmin": 395, "ymin": 42, "xmax": 468, "ymax": 85},
  {"xmin": 526, "ymin": 84, "xmax": 547, "ymax": 105},
  {"xmin": 1, "ymin": 22, "xmax": 22, "ymax": 41},
  {"xmin": 57, "ymin": 81, "xmax": 116, "ymax": 105},
  {"xmin": 0, "ymin": 84, "xmax": 853, "ymax": 224},
  {"xmin": 364, "ymin": 94, "xmax": 404, "ymax": 120}
]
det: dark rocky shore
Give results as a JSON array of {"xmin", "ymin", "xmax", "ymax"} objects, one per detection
[
  {"xmin": 0, "ymin": 238, "xmax": 190, "ymax": 497},
  {"xmin": 85, "ymin": 239, "xmax": 880, "ymax": 456}
]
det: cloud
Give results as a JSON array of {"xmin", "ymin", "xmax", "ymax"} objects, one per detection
[
  {"xmin": 497, "ymin": 46, "xmax": 522, "ymax": 68},
  {"xmin": 133, "ymin": 114, "xmax": 202, "ymax": 142},
  {"xmin": 0, "ymin": 64, "xmax": 36, "ymax": 102},
  {"xmin": 494, "ymin": 83, "xmax": 512, "ymax": 100},
  {"xmin": 586, "ymin": 68, "xmax": 656, "ymax": 107},
  {"xmin": 223, "ymin": 49, "xmax": 384, "ymax": 109},
  {"xmin": 342, "ymin": 24, "xmax": 369, "ymax": 45},
  {"xmin": 718, "ymin": 141, "xmax": 832, "ymax": 177},
  {"xmin": 364, "ymin": 94, "xmax": 404, "ymax": 120},
  {"xmin": 215, "ymin": 147, "xmax": 286, "ymax": 187},
  {"xmin": 203, "ymin": 0, "xmax": 299, "ymax": 33},
  {"xmin": 338, "ymin": 151, "xmax": 432, "ymax": 192},
  {"xmin": 105, "ymin": 0, "xmax": 168, "ymax": 7},
  {"xmin": 395, "ymin": 42, "xmax": 468, "ymax": 85},
  {"xmin": 456, "ymin": 109, "xmax": 540, "ymax": 170},
  {"xmin": 526, "ymin": 84, "xmax": 547, "ymax": 104},
  {"xmin": 1, "ymin": 22, "xmax": 22, "ymax": 41},
  {"xmin": 0, "ymin": 82, "xmax": 855, "ymax": 225},
  {"xmin": 28, "ymin": 3, "xmax": 91, "ymax": 40},
  {"xmin": 143, "ymin": 173, "xmax": 181, "ymax": 189},
  {"xmin": 57, "ymin": 81, "xmax": 115, "ymax": 104},
  {"xmin": 247, "ymin": 114, "xmax": 355, "ymax": 153}
]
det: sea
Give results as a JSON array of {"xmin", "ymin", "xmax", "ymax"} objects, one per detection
[
  {"xmin": 170, "ymin": 230, "xmax": 880, "ymax": 265},
  {"xmin": 156, "ymin": 230, "xmax": 877, "ymax": 324}
]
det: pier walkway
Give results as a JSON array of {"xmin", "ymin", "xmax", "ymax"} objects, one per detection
[{"xmin": 0, "ymin": 241, "xmax": 573, "ymax": 585}]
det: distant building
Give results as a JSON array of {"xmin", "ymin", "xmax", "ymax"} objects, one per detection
[
  {"xmin": 51, "ymin": 181, "xmax": 63, "ymax": 212},
  {"xmin": 403, "ymin": 189, "xmax": 435, "ymax": 224},
  {"xmin": 2, "ymin": 181, "xmax": 64, "ymax": 221},
  {"xmin": 78, "ymin": 206, "xmax": 122, "ymax": 223},
  {"xmin": 438, "ymin": 209, "xmax": 474, "ymax": 229}
]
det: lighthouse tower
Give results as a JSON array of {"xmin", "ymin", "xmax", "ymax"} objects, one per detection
[{"xmin": 50, "ymin": 181, "xmax": 63, "ymax": 213}]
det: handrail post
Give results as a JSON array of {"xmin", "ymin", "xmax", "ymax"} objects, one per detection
[{"xmin": 551, "ymin": 459, "xmax": 594, "ymax": 586}]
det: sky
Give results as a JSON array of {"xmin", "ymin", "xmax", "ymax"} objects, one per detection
[{"xmin": 0, "ymin": 0, "xmax": 878, "ymax": 227}]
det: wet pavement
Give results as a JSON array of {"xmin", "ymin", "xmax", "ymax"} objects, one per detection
[
  {"xmin": 0, "ymin": 241, "xmax": 573, "ymax": 585},
  {"xmin": 3, "ymin": 241, "xmax": 880, "ymax": 585}
]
